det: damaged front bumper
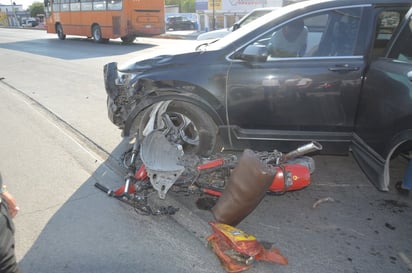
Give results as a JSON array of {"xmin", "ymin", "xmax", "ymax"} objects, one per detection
[
  {"xmin": 104, "ymin": 54, "xmax": 179, "ymax": 130},
  {"xmin": 104, "ymin": 62, "xmax": 127, "ymax": 128},
  {"xmin": 104, "ymin": 62, "xmax": 141, "ymax": 129}
]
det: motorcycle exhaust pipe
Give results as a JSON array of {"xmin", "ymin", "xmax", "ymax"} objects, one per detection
[{"xmin": 280, "ymin": 141, "xmax": 322, "ymax": 163}]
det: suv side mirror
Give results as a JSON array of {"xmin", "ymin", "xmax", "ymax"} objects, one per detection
[
  {"xmin": 233, "ymin": 23, "xmax": 240, "ymax": 31},
  {"xmin": 240, "ymin": 44, "xmax": 269, "ymax": 62}
]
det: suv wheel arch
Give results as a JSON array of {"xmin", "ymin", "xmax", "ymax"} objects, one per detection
[
  {"xmin": 384, "ymin": 131, "xmax": 412, "ymax": 190},
  {"xmin": 124, "ymin": 94, "xmax": 224, "ymax": 155}
]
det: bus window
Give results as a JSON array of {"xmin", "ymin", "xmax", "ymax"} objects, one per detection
[
  {"xmin": 52, "ymin": 0, "xmax": 60, "ymax": 12},
  {"xmin": 108, "ymin": 0, "xmax": 122, "ymax": 11},
  {"xmin": 81, "ymin": 0, "xmax": 92, "ymax": 11},
  {"xmin": 70, "ymin": 0, "xmax": 80, "ymax": 12},
  {"xmin": 62, "ymin": 0, "xmax": 69, "ymax": 12},
  {"xmin": 93, "ymin": 0, "xmax": 105, "ymax": 11}
]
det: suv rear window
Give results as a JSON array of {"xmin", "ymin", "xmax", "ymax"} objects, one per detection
[{"xmin": 372, "ymin": 9, "xmax": 409, "ymax": 58}]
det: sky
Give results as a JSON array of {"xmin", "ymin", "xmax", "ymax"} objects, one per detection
[
  {"xmin": 22, "ymin": 0, "xmax": 38, "ymax": 9},
  {"xmin": 9, "ymin": 0, "xmax": 37, "ymax": 9}
]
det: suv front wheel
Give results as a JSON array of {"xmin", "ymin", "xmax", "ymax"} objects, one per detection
[{"xmin": 132, "ymin": 100, "xmax": 219, "ymax": 156}]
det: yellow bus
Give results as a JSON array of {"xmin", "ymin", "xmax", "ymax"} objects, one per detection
[{"xmin": 44, "ymin": 0, "xmax": 165, "ymax": 43}]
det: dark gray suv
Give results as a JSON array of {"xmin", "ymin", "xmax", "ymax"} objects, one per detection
[{"xmin": 104, "ymin": 0, "xmax": 412, "ymax": 191}]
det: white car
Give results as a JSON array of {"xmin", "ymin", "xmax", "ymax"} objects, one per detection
[
  {"xmin": 197, "ymin": 7, "xmax": 279, "ymax": 40},
  {"xmin": 22, "ymin": 19, "xmax": 38, "ymax": 27}
]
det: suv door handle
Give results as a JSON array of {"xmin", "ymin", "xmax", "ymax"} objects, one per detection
[{"xmin": 328, "ymin": 64, "xmax": 360, "ymax": 72}]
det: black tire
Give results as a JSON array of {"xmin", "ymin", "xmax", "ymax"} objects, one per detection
[
  {"xmin": 56, "ymin": 24, "xmax": 66, "ymax": 40},
  {"xmin": 121, "ymin": 35, "xmax": 136, "ymax": 44},
  {"xmin": 92, "ymin": 25, "xmax": 106, "ymax": 43},
  {"xmin": 132, "ymin": 101, "xmax": 219, "ymax": 156}
]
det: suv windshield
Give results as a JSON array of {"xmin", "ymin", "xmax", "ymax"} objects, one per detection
[{"xmin": 239, "ymin": 9, "xmax": 278, "ymax": 26}]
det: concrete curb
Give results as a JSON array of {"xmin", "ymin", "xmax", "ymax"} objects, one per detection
[{"xmin": 1, "ymin": 80, "xmax": 212, "ymax": 246}]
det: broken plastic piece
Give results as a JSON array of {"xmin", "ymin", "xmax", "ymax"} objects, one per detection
[
  {"xmin": 209, "ymin": 222, "xmax": 261, "ymax": 257},
  {"xmin": 207, "ymin": 232, "xmax": 253, "ymax": 273}
]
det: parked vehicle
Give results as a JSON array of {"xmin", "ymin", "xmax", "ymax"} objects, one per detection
[
  {"xmin": 197, "ymin": 7, "xmax": 279, "ymax": 40},
  {"xmin": 166, "ymin": 16, "xmax": 195, "ymax": 31},
  {"xmin": 104, "ymin": 0, "xmax": 412, "ymax": 192},
  {"xmin": 22, "ymin": 18, "xmax": 38, "ymax": 27}
]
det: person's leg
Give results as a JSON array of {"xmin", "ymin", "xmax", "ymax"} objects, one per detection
[
  {"xmin": 0, "ymin": 204, "xmax": 21, "ymax": 273},
  {"xmin": 401, "ymin": 160, "xmax": 412, "ymax": 190}
]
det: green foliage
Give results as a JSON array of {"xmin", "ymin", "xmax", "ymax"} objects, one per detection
[
  {"xmin": 29, "ymin": 2, "xmax": 45, "ymax": 17},
  {"xmin": 165, "ymin": 0, "xmax": 195, "ymax": 13},
  {"xmin": 0, "ymin": 11, "xmax": 8, "ymax": 26},
  {"xmin": 181, "ymin": 0, "xmax": 195, "ymax": 12}
]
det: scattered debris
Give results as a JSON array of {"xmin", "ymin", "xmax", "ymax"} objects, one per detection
[
  {"xmin": 381, "ymin": 199, "xmax": 409, "ymax": 209},
  {"xmin": 312, "ymin": 197, "xmax": 335, "ymax": 208},
  {"xmin": 95, "ymin": 130, "xmax": 323, "ymax": 220},
  {"xmin": 385, "ymin": 222, "xmax": 396, "ymax": 230},
  {"xmin": 196, "ymin": 197, "xmax": 217, "ymax": 210},
  {"xmin": 207, "ymin": 222, "xmax": 288, "ymax": 272}
]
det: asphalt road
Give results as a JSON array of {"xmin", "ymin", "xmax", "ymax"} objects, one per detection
[
  {"xmin": 174, "ymin": 154, "xmax": 412, "ymax": 273},
  {"xmin": 0, "ymin": 28, "xmax": 411, "ymax": 273},
  {"xmin": 0, "ymin": 82, "xmax": 226, "ymax": 273}
]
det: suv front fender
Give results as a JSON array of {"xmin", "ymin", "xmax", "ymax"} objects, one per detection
[{"xmin": 122, "ymin": 92, "xmax": 224, "ymax": 137}]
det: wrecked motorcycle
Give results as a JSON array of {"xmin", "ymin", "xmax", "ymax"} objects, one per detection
[{"xmin": 95, "ymin": 130, "xmax": 322, "ymax": 215}]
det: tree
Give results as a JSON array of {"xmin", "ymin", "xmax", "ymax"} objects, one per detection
[
  {"xmin": 165, "ymin": 0, "xmax": 195, "ymax": 13},
  {"xmin": 28, "ymin": 2, "xmax": 45, "ymax": 18},
  {"xmin": 181, "ymin": 0, "xmax": 195, "ymax": 12}
]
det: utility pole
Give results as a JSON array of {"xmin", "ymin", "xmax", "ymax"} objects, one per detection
[
  {"xmin": 212, "ymin": 0, "xmax": 215, "ymax": 30},
  {"xmin": 10, "ymin": 1, "xmax": 19, "ymax": 27}
]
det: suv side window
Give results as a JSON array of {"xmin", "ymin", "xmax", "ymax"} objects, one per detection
[
  {"xmin": 372, "ymin": 10, "xmax": 407, "ymax": 58},
  {"xmin": 260, "ymin": 7, "xmax": 363, "ymax": 58},
  {"xmin": 387, "ymin": 16, "xmax": 412, "ymax": 62}
]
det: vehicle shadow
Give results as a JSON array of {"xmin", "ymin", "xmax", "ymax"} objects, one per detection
[
  {"xmin": 15, "ymin": 137, "xmax": 224, "ymax": 273},
  {"xmin": 0, "ymin": 37, "xmax": 157, "ymax": 60}
]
